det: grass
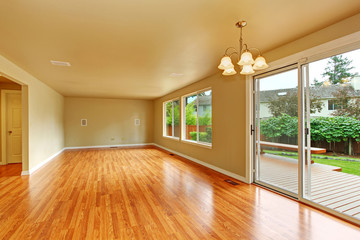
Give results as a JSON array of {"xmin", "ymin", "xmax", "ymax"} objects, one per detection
[{"xmin": 263, "ymin": 150, "xmax": 360, "ymax": 176}]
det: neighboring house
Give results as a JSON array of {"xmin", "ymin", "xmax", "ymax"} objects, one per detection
[
  {"xmin": 259, "ymin": 76, "xmax": 360, "ymax": 118},
  {"xmin": 197, "ymin": 95, "xmax": 212, "ymax": 116}
]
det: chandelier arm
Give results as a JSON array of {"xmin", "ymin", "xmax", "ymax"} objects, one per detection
[
  {"xmin": 248, "ymin": 47, "xmax": 262, "ymax": 56},
  {"xmin": 224, "ymin": 47, "xmax": 238, "ymax": 56},
  {"xmin": 228, "ymin": 52, "xmax": 239, "ymax": 58}
]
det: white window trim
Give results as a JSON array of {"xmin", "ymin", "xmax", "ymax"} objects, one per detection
[
  {"xmin": 163, "ymin": 98, "xmax": 180, "ymax": 140},
  {"xmin": 181, "ymin": 87, "xmax": 212, "ymax": 147}
]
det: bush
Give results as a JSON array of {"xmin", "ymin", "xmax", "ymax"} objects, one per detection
[
  {"xmin": 190, "ymin": 128, "xmax": 212, "ymax": 143},
  {"xmin": 310, "ymin": 116, "xmax": 360, "ymax": 143},
  {"xmin": 260, "ymin": 115, "xmax": 360, "ymax": 143},
  {"xmin": 260, "ymin": 113, "xmax": 298, "ymax": 139}
]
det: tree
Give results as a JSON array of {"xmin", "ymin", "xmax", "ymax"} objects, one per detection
[
  {"xmin": 322, "ymin": 55, "xmax": 357, "ymax": 85},
  {"xmin": 166, "ymin": 102, "xmax": 180, "ymax": 126},
  {"xmin": 312, "ymin": 78, "xmax": 324, "ymax": 87},
  {"xmin": 267, "ymin": 91, "xmax": 323, "ymax": 117},
  {"xmin": 331, "ymin": 86, "xmax": 360, "ymax": 119},
  {"xmin": 185, "ymin": 102, "xmax": 197, "ymax": 125}
]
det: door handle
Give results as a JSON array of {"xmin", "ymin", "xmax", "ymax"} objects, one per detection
[{"xmin": 8, "ymin": 131, "xmax": 12, "ymax": 134}]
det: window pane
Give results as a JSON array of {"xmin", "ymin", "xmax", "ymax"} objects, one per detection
[
  {"xmin": 198, "ymin": 90, "xmax": 212, "ymax": 143},
  {"xmin": 173, "ymin": 100, "xmax": 180, "ymax": 138},
  {"xmin": 165, "ymin": 102, "xmax": 172, "ymax": 136},
  {"xmin": 185, "ymin": 94, "xmax": 197, "ymax": 141}
]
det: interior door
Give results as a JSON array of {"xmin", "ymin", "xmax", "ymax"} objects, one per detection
[
  {"xmin": 6, "ymin": 91, "xmax": 22, "ymax": 164},
  {"xmin": 254, "ymin": 66, "xmax": 299, "ymax": 197}
]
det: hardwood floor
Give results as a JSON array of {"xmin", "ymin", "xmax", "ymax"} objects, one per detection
[
  {"xmin": 0, "ymin": 163, "xmax": 22, "ymax": 177},
  {"xmin": 0, "ymin": 147, "xmax": 360, "ymax": 239}
]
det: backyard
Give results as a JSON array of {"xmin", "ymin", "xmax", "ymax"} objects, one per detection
[{"xmin": 264, "ymin": 149, "xmax": 360, "ymax": 176}]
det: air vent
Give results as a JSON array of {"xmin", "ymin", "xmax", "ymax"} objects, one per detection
[
  {"xmin": 50, "ymin": 60, "xmax": 71, "ymax": 67},
  {"xmin": 224, "ymin": 179, "xmax": 240, "ymax": 185}
]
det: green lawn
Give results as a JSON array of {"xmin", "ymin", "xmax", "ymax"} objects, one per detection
[{"xmin": 263, "ymin": 150, "xmax": 360, "ymax": 176}]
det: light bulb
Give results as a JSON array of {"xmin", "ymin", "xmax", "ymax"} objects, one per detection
[
  {"xmin": 240, "ymin": 64, "xmax": 255, "ymax": 75},
  {"xmin": 218, "ymin": 56, "xmax": 234, "ymax": 70},
  {"xmin": 238, "ymin": 51, "xmax": 255, "ymax": 66},
  {"xmin": 253, "ymin": 56, "xmax": 269, "ymax": 70},
  {"xmin": 222, "ymin": 67, "xmax": 237, "ymax": 76}
]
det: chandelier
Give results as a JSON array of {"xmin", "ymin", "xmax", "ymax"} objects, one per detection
[{"xmin": 218, "ymin": 21, "xmax": 269, "ymax": 75}]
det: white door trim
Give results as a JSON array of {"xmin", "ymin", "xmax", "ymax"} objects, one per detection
[{"xmin": 1, "ymin": 90, "xmax": 22, "ymax": 165}]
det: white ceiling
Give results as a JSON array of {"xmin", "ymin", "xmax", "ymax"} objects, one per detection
[{"xmin": 0, "ymin": 0, "xmax": 359, "ymax": 99}]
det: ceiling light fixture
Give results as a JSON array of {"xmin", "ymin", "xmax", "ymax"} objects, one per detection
[
  {"xmin": 218, "ymin": 21, "xmax": 269, "ymax": 76},
  {"xmin": 50, "ymin": 60, "xmax": 71, "ymax": 67}
]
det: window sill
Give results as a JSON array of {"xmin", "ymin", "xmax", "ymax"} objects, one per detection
[
  {"xmin": 181, "ymin": 139, "xmax": 212, "ymax": 149},
  {"xmin": 162, "ymin": 136, "xmax": 180, "ymax": 141}
]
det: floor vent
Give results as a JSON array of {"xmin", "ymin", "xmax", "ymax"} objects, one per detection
[
  {"xmin": 169, "ymin": 153, "xmax": 175, "ymax": 156},
  {"xmin": 225, "ymin": 179, "xmax": 239, "ymax": 185}
]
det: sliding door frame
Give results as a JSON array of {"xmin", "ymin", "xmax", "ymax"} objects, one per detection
[
  {"xmin": 246, "ymin": 31, "xmax": 360, "ymax": 225},
  {"xmin": 253, "ymin": 64, "xmax": 300, "ymax": 198}
]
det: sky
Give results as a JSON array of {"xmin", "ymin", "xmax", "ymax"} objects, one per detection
[{"xmin": 259, "ymin": 49, "xmax": 360, "ymax": 91}]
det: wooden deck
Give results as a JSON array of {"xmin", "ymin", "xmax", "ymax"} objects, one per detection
[{"xmin": 258, "ymin": 153, "xmax": 360, "ymax": 219}]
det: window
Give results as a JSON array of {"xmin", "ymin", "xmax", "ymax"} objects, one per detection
[
  {"xmin": 328, "ymin": 99, "xmax": 342, "ymax": 110},
  {"xmin": 182, "ymin": 89, "xmax": 212, "ymax": 146},
  {"xmin": 163, "ymin": 99, "xmax": 180, "ymax": 138}
]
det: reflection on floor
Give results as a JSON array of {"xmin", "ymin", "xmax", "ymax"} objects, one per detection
[
  {"xmin": 259, "ymin": 153, "xmax": 360, "ymax": 219},
  {"xmin": 0, "ymin": 163, "xmax": 22, "ymax": 177}
]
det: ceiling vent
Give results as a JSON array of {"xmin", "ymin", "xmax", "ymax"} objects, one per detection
[
  {"xmin": 50, "ymin": 60, "xmax": 71, "ymax": 67},
  {"xmin": 169, "ymin": 73, "xmax": 184, "ymax": 77}
]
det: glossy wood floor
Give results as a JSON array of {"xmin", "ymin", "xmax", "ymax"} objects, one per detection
[{"xmin": 1, "ymin": 147, "xmax": 360, "ymax": 239}]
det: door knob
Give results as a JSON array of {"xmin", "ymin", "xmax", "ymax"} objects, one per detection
[{"xmin": 8, "ymin": 131, "xmax": 12, "ymax": 134}]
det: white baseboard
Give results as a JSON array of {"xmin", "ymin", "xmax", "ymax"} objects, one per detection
[
  {"xmin": 28, "ymin": 148, "xmax": 65, "ymax": 175},
  {"xmin": 152, "ymin": 143, "xmax": 248, "ymax": 183},
  {"xmin": 64, "ymin": 143, "xmax": 153, "ymax": 150},
  {"xmin": 21, "ymin": 170, "xmax": 29, "ymax": 176}
]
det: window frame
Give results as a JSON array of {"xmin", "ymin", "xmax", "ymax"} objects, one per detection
[
  {"xmin": 181, "ymin": 87, "xmax": 212, "ymax": 148},
  {"xmin": 163, "ymin": 98, "xmax": 180, "ymax": 140},
  {"xmin": 328, "ymin": 99, "xmax": 342, "ymax": 110}
]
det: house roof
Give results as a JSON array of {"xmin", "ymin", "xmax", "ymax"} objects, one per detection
[
  {"xmin": 198, "ymin": 95, "xmax": 211, "ymax": 106},
  {"xmin": 259, "ymin": 84, "xmax": 360, "ymax": 102}
]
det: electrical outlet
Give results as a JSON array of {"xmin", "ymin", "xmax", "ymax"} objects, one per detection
[{"xmin": 135, "ymin": 119, "xmax": 140, "ymax": 126}]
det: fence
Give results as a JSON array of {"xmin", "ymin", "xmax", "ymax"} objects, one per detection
[
  {"xmin": 166, "ymin": 125, "xmax": 211, "ymax": 140},
  {"xmin": 261, "ymin": 134, "xmax": 360, "ymax": 155}
]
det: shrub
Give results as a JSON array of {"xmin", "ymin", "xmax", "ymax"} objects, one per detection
[{"xmin": 190, "ymin": 129, "xmax": 212, "ymax": 143}]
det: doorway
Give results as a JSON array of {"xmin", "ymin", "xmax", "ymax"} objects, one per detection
[{"xmin": 0, "ymin": 77, "xmax": 23, "ymax": 176}]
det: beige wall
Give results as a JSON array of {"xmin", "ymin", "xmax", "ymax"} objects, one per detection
[
  {"xmin": 0, "ymin": 55, "xmax": 64, "ymax": 171},
  {"xmin": 153, "ymin": 13, "xmax": 360, "ymax": 180},
  {"xmin": 64, "ymin": 97, "xmax": 153, "ymax": 147},
  {"xmin": 265, "ymin": 13, "xmax": 360, "ymax": 62},
  {"xmin": 154, "ymin": 73, "xmax": 247, "ymax": 177},
  {"xmin": 0, "ymin": 81, "xmax": 22, "ymax": 163}
]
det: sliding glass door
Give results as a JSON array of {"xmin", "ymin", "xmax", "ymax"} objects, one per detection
[
  {"xmin": 253, "ymin": 48, "xmax": 360, "ymax": 224},
  {"xmin": 254, "ymin": 66, "xmax": 299, "ymax": 197},
  {"xmin": 302, "ymin": 49, "xmax": 360, "ymax": 222}
]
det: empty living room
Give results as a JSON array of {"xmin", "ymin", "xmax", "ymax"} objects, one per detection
[{"xmin": 1, "ymin": 1, "xmax": 360, "ymax": 239}]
